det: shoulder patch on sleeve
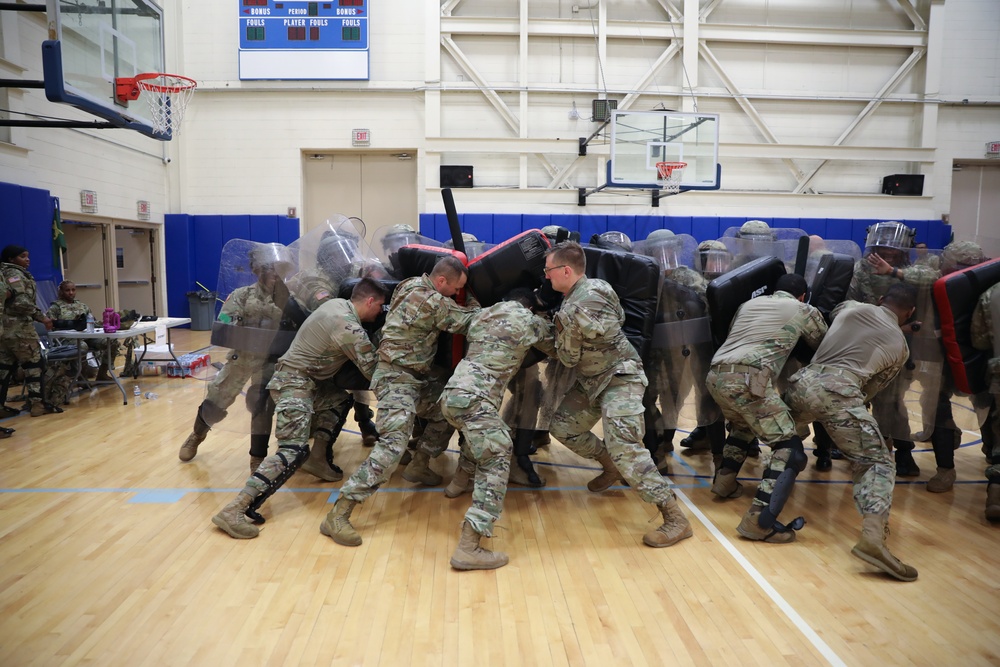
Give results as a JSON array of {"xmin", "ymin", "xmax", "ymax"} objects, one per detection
[{"xmin": 7, "ymin": 275, "xmax": 20, "ymax": 283}]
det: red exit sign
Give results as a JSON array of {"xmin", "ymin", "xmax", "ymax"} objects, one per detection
[{"xmin": 352, "ymin": 128, "xmax": 370, "ymax": 146}]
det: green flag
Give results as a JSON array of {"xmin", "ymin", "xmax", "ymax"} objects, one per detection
[{"xmin": 52, "ymin": 199, "xmax": 67, "ymax": 269}]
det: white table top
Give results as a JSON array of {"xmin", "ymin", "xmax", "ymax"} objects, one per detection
[{"xmin": 51, "ymin": 323, "xmax": 157, "ymax": 340}]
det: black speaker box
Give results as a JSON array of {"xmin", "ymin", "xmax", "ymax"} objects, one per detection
[
  {"xmin": 881, "ymin": 174, "xmax": 924, "ymax": 196},
  {"xmin": 440, "ymin": 165, "xmax": 474, "ymax": 188}
]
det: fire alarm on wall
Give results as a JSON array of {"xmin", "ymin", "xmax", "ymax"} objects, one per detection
[{"xmin": 287, "ymin": 207, "xmax": 297, "ymax": 218}]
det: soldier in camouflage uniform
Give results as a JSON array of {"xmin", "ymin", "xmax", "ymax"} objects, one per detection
[
  {"xmin": 179, "ymin": 244, "xmax": 292, "ymax": 471},
  {"xmin": 1, "ymin": 246, "xmax": 53, "ymax": 417},
  {"xmin": 786, "ymin": 284, "xmax": 919, "ymax": 580},
  {"xmin": 544, "ymin": 241, "xmax": 694, "ymax": 548},
  {"xmin": 211, "ymin": 278, "xmax": 387, "ymax": 539},
  {"xmin": 47, "ymin": 280, "xmax": 118, "ymax": 382},
  {"xmin": 324, "ymin": 256, "xmax": 480, "ymax": 547},
  {"xmin": 706, "ymin": 273, "xmax": 827, "ymax": 542},
  {"xmin": 970, "ymin": 278, "xmax": 1000, "ymax": 522},
  {"xmin": 440, "ymin": 289, "xmax": 555, "ymax": 570},
  {"xmin": 0, "ymin": 278, "xmax": 12, "ymax": 437},
  {"xmin": 848, "ymin": 221, "xmax": 940, "ymax": 477}
]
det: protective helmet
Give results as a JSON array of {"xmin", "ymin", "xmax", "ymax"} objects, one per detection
[
  {"xmin": 941, "ymin": 240, "xmax": 986, "ymax": 274},
  {"xmin": 249, "ymin": 243, "xmax": 294, "ymax": 278},
  {"xmin": 317, "ymin": 231, "xmax": 360, "ymax": 281},
  {"xmin": 698, "ymin": 239, "xmax": 731, "ymax": 277},
  {"xmin": 645, "ymin": 229, "xmax": 675, "ymax": 243},
  {"xmin": 865, "ymin": 221, "xmax": 915, "ymax": 251},
  {"xmin": 381, "ymin": 224, "xmax": 419, "ymax": 255},
  {"xmin": 737, "ymin": 220, "xmax": 774, "ymax": 241},
  {"xmin": 443, "ymin": 232, "xmax": 480, "ymax": 249},
  {"xmin": 541, "ymin": 225, "xmax": 562, "ymax": 239},
  {"xmin": 592, "ymin": 230, "xmax": 633, "ymax": 252}
]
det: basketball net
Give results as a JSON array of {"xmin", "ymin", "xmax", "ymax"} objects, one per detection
[
  {"xmin": 135, "ymin": 74, "xmax": 197, "ymax": 137},
  {"xmin": 655, "ymin": 161, "xmax": 687, "ymax": 195}
]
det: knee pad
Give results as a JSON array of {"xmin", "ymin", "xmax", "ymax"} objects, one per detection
[
  {"xmin": 245, "ymin": 444, "xmax": 309, "ymax": 523},
  {"xmin": 245, "ymin": 383, "xmax": 272, "ymax": 416},
  {"xmin": 756, "ymin": 437, "xmax": 806, "ymax": 531},
  {"xmin": 720, "ymin": 434, "xmax": 752, "ymax": 473}
]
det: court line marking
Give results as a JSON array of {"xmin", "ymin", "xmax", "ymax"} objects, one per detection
[{"xmin": 669, "ymin": 481, "xmax": 848, "ymax": 667}]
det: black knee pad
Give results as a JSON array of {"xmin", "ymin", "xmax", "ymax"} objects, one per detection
[{"xmin": 246, "ymin": 444, "xmax": 309, "ymax": 523}]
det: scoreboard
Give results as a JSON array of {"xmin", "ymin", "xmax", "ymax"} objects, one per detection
[{"xmin": 238, "ymin": 0, "xmax": 369, "ymax": 80}]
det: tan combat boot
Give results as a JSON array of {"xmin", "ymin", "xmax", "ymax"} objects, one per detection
[
  {"xmin": 643, "ymin": 497, "xmax": 694, "ymax": 547},
  {"xmin": 851, "ymin": 513, "xmax": 918, "ymax": 581},
  {"xmin": 450, "ymin": 520, "xmax": 509, "ymax": 570},
  {"xmin": 587, "ymin": 451, "xmax": 621, "ymax": 492},
  {"xmin": 711, "ymin": 469, "xmax": 743, "ymax": 499},
  {"xmin": 300, "ymin": 440, "xmax": 342, "ymax": 482},
  {"xmin": 985, "ymin": 483, "xmax": 1000, "ymax": 522},
  {"xmin": 250, "ymin": 456, "xmax": 265, "ymax": 474},
  {"xmin": 736, "ymin": 504, "xmax": 796, "ymax": 543},
  {"xmin": 211, "ymin": 491, "xmax": 260, "ymax": 539},
  {"xmin": 926, "ymin": 467, "xmax": 956, "ymax": 493},
  {"xmin": 402, "ymin": 450, "xmax": 443, "ymax": 486},
  {"xmin": 320, "ymin": 497, "xmax": 362, "ymax": 546},
  {"xmin": 444, "ymin": 459, "xmax": 475, "ymax": 498},
  {"xmin": 29, "ymin": 401, "xmax": 46, "ymax": 418}
]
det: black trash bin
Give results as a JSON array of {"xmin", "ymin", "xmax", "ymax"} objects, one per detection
[{"xmin": 186, "ymin": 290, "xmax": 218, "ymax": 331}]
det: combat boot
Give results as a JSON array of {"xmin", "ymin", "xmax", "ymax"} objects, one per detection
[
  {"xmin": 894, "ymin": 443, "xmax": 921, "ymax": 478},
  {"xmin": 300, "ymin": 440, "xmax": 343, "ymax": 482},
  {"xmin": 96, "ymin": 363, "xmax": 112, "ymax": 382},
  {"xmin": 643, "ymin": 497, "xmax": 693, "ymax": 547},
  {"xmin": 402, "ymin": 450, "xmax": 443, "ymax": 486},
  {"xmin": 925, "ymin": 467, "xmax": 956, "ymax": 493},
  {"xmin": 587, "ymin": 451, "xmax": 621, "ymax": 492},
  {"xmin": 851, "ymin": 513, "xmax": 918, "ymax": 581},
  {"xmin": 320, "ymin": 497, "xmax": 362, "ymax": 546},
  {"xmin": 985, "ymin": 483, "xmax": 1000, "ymax": 522},
  {"xmin": 509, "ymin": 456, "xmax": 546, "ymax": 487},
  {"xmin": 211, "ymin": 491, "xmax": 260, "ymax": 539},
  {"xmin": 249, "ymin": 456, "xmax": 265, "ymax": 474},
  {"xmin": 450, "ymin": 520, "xmax": 509, "ymax": 570},
  {"xmin": 29, "ymin": 401, "xmax": 46, "ymax": 418},
  {"xmin": 179, "ymin": 413, "xmax": 211, "ymax": 462},
  {"xmin": 680, "ymin": 426, "xmax": 710, "ymax": 451},
  {"xmin": 444, "ymin": 461, "xmax": 475, "ymax": 498},
  {"xmin": 736, "ymin": 504, "xmax": 796, "ymax": 543},
  {"xmin": 711, "ymin": 469, "xmax": 743, "ymax": 499},
  {"xmin": 359, "ymin": 419, "xmax": 379, "ymax": 447}
]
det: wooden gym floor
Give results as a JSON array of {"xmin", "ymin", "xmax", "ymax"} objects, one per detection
[{"xmin": 1, "ymin": 329, "xmax": 998, "ymax": 666}]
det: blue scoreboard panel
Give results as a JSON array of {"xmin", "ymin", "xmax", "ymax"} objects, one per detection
[{"xmin": 239, "ymin": 0, "xmax": 369, "ymax": 80}]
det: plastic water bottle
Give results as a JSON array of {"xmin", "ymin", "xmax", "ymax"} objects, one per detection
[
  {"xmin": 143, "ymin": 392, "xmax": 158, "ymax": 400},
  {"xmin": 86, "ymin": 313, "xmax": 95, "ymax": 333},
  {"xmin": 133, "ymin": 385, "xmax": 141, "ymax": 397}
]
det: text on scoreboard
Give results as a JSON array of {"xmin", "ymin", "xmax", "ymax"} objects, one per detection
[{"xmin": 239, "ymin": 0, "xmax": 369, "ymax": 80}]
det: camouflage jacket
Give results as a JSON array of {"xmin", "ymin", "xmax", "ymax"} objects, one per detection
[
  {"xmin": 377, "ymin": 274, "xmax": 479, "ymax": 375},
  {"xmin": 971, "ymin": 284, "xmax": 999, "ymax": 353},
  {"xmin": 47, "ymin": 298, "xmax": 92, "ymax": 322},
  {"xmin": 1, "ymin": 262, "xmax": 43, "ymax": 324},
  {"xmin": 554, "ymin": 276, "xmax": 645, "ymax": 401},
  {"xmin": 445, "ymin": 301, "xmax": 555, "ymax": 407},
  {"xmin": 712, "ymin": 291, "xmax": 828, "ymax": 375},
  {"xmin": 276, "ymin": 298, "xmax": 377, "ymax": 381},
  {"xmin": 287, "ymin": 269, "xmax": 338, "ymax": 313},
  {"xmin": 218, "ymin": 283, "xmax": 284, "ymax": 330},
  {"xmin": 847, "ymin": 260, "xmax": 939, "ymax": 303}
]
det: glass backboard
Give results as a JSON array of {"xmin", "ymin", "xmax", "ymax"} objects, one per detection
[
  {"xmin": 609, "ymin": 111, "xmax": 720, "ymax": 190},
  {"xmin": 43, "ymin": 0, "xmax": 166, "ymax": 139}
]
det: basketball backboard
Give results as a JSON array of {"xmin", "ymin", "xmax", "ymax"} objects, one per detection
[
  {"xmin": 609, "ymin": 110, "xmax": 720, "ymax": 191},
  {"xmin": 42, "ymin": 0, "xmax": 167, "ymax": 139}
]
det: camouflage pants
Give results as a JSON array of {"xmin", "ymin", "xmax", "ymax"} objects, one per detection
[
  {"xmin": 340, "ymin": 363, "xmax": 454, "ymax": 503},
  {"xmin": 707, "ymin": 367, "xmax": 797, "ymax": 446},
  {"xmin": 786, "ymin": 366, "xmax": 895, "ymax": 515},
  {"xmin": 0, "ymin": 322, "xmax": 42, "ymax": 406},
  {"xmin": 44, "ymin": 360, "xmax": 77, "ymax": 405},
  {"xmin": 441, "ymin": 389, "xmax": 512, "ymax": 537},
  {"xmin": 207, "ymin": 352, "xmax": 274, "ymax": 436},
  {"xmin": 245, "ymin": 370, "xmax": 350, "ymax": 495},
  {"xmin": 550, "ymin": 375, "xmax": 674, "ymax": 505},
  {"xmin": 983, "ymin": 391, "xmax": 1000, "ymax": 483}
]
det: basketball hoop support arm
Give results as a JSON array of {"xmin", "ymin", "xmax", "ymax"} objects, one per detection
[{"xmin": 578, "ymin": 118, "xmax": 611, "ymax": 156}]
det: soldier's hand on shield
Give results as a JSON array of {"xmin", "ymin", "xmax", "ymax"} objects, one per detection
[
  {"xmin": 902, "ymin": 320, "xmax": 921, "ymax": 334},
  {"xmin": 271, "ymin": 278, "xmax": 291, "ymax": 311},
  {"xmin": 866, "ymin": 252, "xmax": 893, "ymax": 275}
]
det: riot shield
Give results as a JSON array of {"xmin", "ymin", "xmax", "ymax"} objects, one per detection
[
  {"xmin": 935, "ymin": 257, "xmax": 1000, "ymax": 395},
  {"xmin": 288, "ymin": 215, "xmax": 382, "ymax": 311},
  {"xmin": 706, "ymin": 256, "xmax": 787, "ymax": 348},
  {"xmin": 371, "ymin": 225, "xmax": 444, "ymax": 279},
  {"xmin": 719, "ymin": 235, "xmax": 803, "ymax": 273},
  {"xmin": 467, "ymin": 230, "xmax": 550, "ymax": 307},
  {"xmin": 635, "ymin": 234, "xmax": 719, "ymax": 429},
  {"xmin": 803, "ymin": 239, "xmax": 862, "ymax": 287},
  {"xmin": 202, "ymin": 238, "xmax": 299, "ymax": 439}
]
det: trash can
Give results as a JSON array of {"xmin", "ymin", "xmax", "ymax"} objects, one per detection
[{"xmin": 186, "ymin": 290, "xmax": 218, "ymax": 331}]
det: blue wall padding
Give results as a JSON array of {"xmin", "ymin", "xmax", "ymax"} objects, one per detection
[
  {"xmin": 222, "ymin": 215, "xmax": 251, "ymax": 243},
  {"xmin": 417, "ymin": 212, "xmax": 953, "ymax": 253},
  {"xmin": 0, "ymin": 182, "xmax": 59, "ymax": 285}
]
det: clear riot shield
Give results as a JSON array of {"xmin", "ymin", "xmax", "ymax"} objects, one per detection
[
  {"xmin": 635, "ymin": 234, "xmax": 721, "ymax": 430},
  {"xmin": 803, "ymin": 239, "xmax": 862, "ymax": 286},
  {"xmin": 202, "ymin": 239, "xmax": 298, "ymax": 438},
  {"xmin": 719, "ymin": 233, "xmax": 803, "ymax": 274},
  {"xmin": 371, "ymin": 225, "xmax": 444, "ymax": 279},
  {"xmin": 288, "ymin": 215, "xmax": 382, "ymax": 311},
  {"xmin": 871, "ymin": 278, "xmax": 944, "ymax": 442}
]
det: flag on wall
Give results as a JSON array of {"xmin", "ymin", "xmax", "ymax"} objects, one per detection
[{"xmin": 52, "ymin": 198, "xmax": 67, "ymax": 268}]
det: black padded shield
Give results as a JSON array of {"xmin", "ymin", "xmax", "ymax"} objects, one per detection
[
  {"xmin": 706, "ymin": 256, "xmax": 787, "ymax": 348},
  {"xmin": 935, "ymin": 258, "xmax": 1000, "ymax": 394},
  {"xmin": 396, "ymin": 245, "xmax": 468, "ymax": 279},
  {"xmin": 582, "ymin": 246, "xmax": 660, "ymax": 361},
  {"xmin": 809, "ymin": 252, "xmax": 856, "ymax": 321},
  {"xmin": 466, "ymin": 230, "xmax": 550, "ymax": 307}
]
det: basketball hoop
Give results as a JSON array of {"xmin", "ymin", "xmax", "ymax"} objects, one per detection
[
  {"xmin": 116, "ymin": 73, "xmax": 197, "ymax": 137},
  {"xmin": 655, "ymin": 161, "xmax": 687, "ymax": 195}
]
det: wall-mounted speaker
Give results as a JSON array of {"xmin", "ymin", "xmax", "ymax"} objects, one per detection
[
  {"xmin": 440, "ymin": 165, "xmax": 474, "ymax": 188},
  {"xmin": 882, "ymin": 174, "xmax": 924, "ymax": 196}
]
